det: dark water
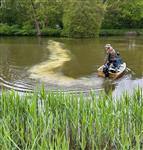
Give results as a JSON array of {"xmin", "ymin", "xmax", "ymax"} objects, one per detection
[{"xmin": 0, "ymin": 36, "xmax": 143, "ymax": 97}]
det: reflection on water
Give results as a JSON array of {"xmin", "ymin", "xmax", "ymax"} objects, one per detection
[
  {"xmin": 113, "ymin": 77, "xmax": 143, "ymax": 98},
  {"xmin": 101, "ymin": 79, "xmax": 116, "ymax": 94},
  {"xmin": 0, "ymin": 36, "xmax": 143, "ymax": 95}
]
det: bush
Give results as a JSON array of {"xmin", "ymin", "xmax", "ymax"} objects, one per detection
[
  {"xmin": 0, "ymin": 23, "xmax": 35, "ymax": 36},
  {"xmin": 0, "ymin": 23, "xmax": 11, "ymax": 35},
  {"xmin": 0, "ymin": 23, "xmax": 61, "ymax": 36},
  {"xmin": 41, "ymin": 28, "xmax": 61, "ymax": 36},
  {"xmin": 63, "ymin": 1, "xmax": 104, "ymax": 38}
]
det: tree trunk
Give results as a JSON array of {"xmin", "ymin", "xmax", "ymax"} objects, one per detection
[{"xmin": 30, "ymin": 0, "xmax": 41, "ymax": 36}]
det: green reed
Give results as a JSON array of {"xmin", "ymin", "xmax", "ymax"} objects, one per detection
[{"xmin": 0, "ymin": 88, "xmax": 143, "ymax": 150}]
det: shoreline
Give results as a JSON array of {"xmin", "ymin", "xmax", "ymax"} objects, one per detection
[
  {"xmin": 100, "ymin": 29, "xmax": 143, "ymax": 36},
  {"xmin": 0, "ymin": 26, "xmax": 143, "ymax": 37}
]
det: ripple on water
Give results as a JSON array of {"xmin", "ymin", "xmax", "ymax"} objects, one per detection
[
  {"xmin": 1, "ymin": 38, "xmax": 142, "ymax": 95},
  {"xmin": 0, "ymin": 77, "xmax": 33, "ymax": 92}
]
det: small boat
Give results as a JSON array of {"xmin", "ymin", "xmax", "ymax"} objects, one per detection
[{"xmin": 97, "ymin": 63, "xmax": 126, "ymax": 79}]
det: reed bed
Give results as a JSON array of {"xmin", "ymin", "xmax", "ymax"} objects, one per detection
[{"xmin": 0, "ymin": 88, "xmax": 143, "ymax": 150}]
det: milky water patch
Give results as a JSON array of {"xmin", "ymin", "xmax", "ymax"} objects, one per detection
[
  {"xmin": 28, "ymin": 40, "xmax": 104, "ymax": 90},
  {"xmin": 29, "ymin": 40, "xmax": 75, "ymax": 85}
]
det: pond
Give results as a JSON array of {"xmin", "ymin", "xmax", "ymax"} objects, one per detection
[{"xmin": 0, "ymin": 36, "xmax": 143, "ymax": 97}]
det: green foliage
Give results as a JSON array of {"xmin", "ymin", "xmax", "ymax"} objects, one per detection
[
  {"xmin": 100, "ymin": 29, "xmax": 143, "ymax": 36},
  {"xmin": 63, "ymin": 0, "xmax": 105, "ymax": 38},
  {"xmin": 0, "ymin": 88, "xmax": 143, "ymax": 149},
  {"xmin": 0, "ymin": 23, "xmax": 62, "ymax": 36},
  {"xmin": 0, "ymin": 24, "xmax": 11, "ymax": 35},
  {"xmin": 102, "ymin": 0, "xmax": 143, "ymax": 29},
  {"xmin": 41, "ymin": 28, "xmax": 61, "ymax": 36},
  {"xmin": 0, "ymin": 24, "xmax": 20, "ymax": 35},
  {"xmin": 0, "ymin": 0, "xmax": 28, "ymax": 25},
  {"xmin": 0, "ymin": 23, "xmax": 35, "ymax": 36},
  {"xmin": 36, "ymin": 0, "xmax": 63, "ymax": 29},
  {"xmin": 0, "ymin": 0, "xmax": 143, "ymax": 37}
]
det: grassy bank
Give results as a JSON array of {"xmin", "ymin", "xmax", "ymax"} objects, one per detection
[
  {"xmin": 0, "ymin": 88, "xmax": 143, "ymax": 149},
  {"xmin": 0, "ymin": 24, "xmax": 61, "ymax": 36},
  {"xmin": 1, "ymin": 24, "xmax": 143, "ymax": 37},
  {"xmin": 100, "ymin": 29, "xmax": 143, "ymax": 36}
]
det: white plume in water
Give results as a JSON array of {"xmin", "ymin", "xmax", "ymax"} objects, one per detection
[
  {"xmin": 29, "ymin": 40, "xmax": 74, "ymax": 84},
  {"xmin": 29, "ymin": 40, "xmax": 103, "ymax": 88}
]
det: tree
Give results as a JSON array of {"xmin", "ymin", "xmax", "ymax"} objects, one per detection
[
  {"xmin": 36, "ymin": 0, "xmax": 63, "ymax": 29},
  {"xmin": 0, "ymin": 0, "xmax": 27, "ymax": 25},
  {"xmin": 29, "ymin": 0, "xmax": 41, "ymax": 35},
  {"xmin": 63, "ymin": 0, "xmax": 105, "ymax": 38},
  {"xmin": 102, "ymin": 0, "xmax": 143, "ymax": 29}
]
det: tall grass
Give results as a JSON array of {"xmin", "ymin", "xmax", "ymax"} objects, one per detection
[{"xmin": 0, "ymin": 88, "xmax": 143, "ymax": 149}]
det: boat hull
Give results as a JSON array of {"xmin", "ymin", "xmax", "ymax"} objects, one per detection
[{"xmin": 97, "ymin": 63, "xmax": 126, "ymax": 79}]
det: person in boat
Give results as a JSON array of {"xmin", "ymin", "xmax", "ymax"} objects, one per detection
[{"xmin": 103, "ymin": 44, "xmax": 122, "ymax": 77}]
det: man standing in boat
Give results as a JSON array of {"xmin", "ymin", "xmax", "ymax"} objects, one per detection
[
  {"xmin": 104, "ymin": 44, "xmax": 116, "ymax": 65},
  {"xmin": 103, "ymin": 44, "xmax": 120, "ymax": 77}
]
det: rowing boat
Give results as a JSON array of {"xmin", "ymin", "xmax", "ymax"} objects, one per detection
[{"xmin": 97, "ymin": 63, "xmax": 126, "ymax": 79}]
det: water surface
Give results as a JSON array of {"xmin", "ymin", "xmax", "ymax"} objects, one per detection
[{"xmin": 0, "ymin": 36, "xmax": 143, "ymax": 97}]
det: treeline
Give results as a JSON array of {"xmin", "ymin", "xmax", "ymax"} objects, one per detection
[{"xmin": 0, "ymin": 0, "xmax": 143, "ymax": 37}]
